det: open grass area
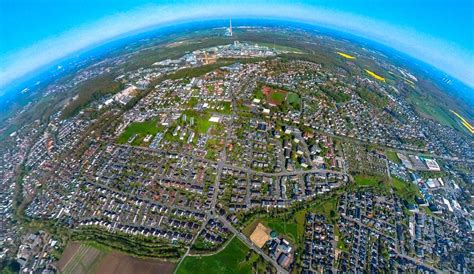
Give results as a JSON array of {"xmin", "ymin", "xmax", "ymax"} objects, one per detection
[
  {"xmin": 182, "ymin": 110, "xmax": 212, "ymax": 134},
  {"xmin": 204, "ymin": 138, "xmax": 223, "ymax": 161},
  {"xmin": 354, "ymin": 175, "xmax": 421, "ymax": 203},
  {"xmin": 287, "ymin": 92, "xmax": 301, "ymax": 109},
  {"xmin": 308, "ymin": 197, "xmax": 338, "ymax": 220},
  {"xmin": 208, "ymin": 101, "xmax": 232, "ymax": 115},
  {"xmin": 261, "ymin": 217, "xmax": 298, "ymax": 243},
  {"xmin": 116, "ymin": 118, "xmax": 162, "ymax": 145},
  {"xmin": 354, "ymin": 175, "xmax": 384, "ymax": 187},
  {"xmin": 391, "ymin": 178, "xmax": 421, "ymax": 203},
  {"xmin": 385, "ymin": 150, "xmax": 401, "ymax": 164},
  {"xmin": 177, "ymin": 237, "xmax": 252, "ymax": 274}
]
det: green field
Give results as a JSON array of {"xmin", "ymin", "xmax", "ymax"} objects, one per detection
[
  {"xmin": 261, "ymin": 217, "xmax": 298, "ymax": 243},
  {"xmin": 269, "ymin": 90, "xmax": 287, "ymax": 105},
  {"xmin": 385, "ymin": 150, "xmax": 401, "ymax": 164},
  {"xmin": 218, "ymin": 101, "xmax": 232, "ymax": 115},
  {"xmin": 287, "ymin": 92, "xmax": 301, "ymax": 109},
  {"xmin": 407, "ymin": 91, "xmax": 464, "ymax": 132},
  {"xmin": 182, "ymin": 110, "xmax": 212, "ymax": 134},
  {"xmin": 177, "ymin": 237, "xmax": 253, "ymax": 274},
  {"xmin": 117, "ymin": 118, "xmax": 161, "ymax": 145},
  {"xmin": 391, "ymin": 178, "xmax": 421, "ymax": 203},
  {"xmin": 308, "ymin": 196, "xmax": 338, "ymax": 221},
  {"xmin": 354, "ymin": 175, "xmax": 421, "ymax": 203}
]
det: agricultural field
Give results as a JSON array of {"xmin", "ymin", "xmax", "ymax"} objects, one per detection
[
  {"xmin": 407, "ymin": 91, "xmax": 464, "ymax": 131},
  {"xmin": 336, "ymin": 51, "xmax": 356, "ymax": 59},
  {"xmin": 55, "ymin": 242, "xmax": 176, "ymax": 274},
  {"xmin": 450, "ymin": 110, "xmax": 474, "ymax": 134},
  {"xmin": 252, "ymin": 42, "xmax": 303, "ymax": 53}
]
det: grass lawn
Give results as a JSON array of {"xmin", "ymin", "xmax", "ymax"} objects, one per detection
[
  {"xmin": 260, "ymin": 217, "xmax": 298, "ymax": 243},
  {"xmin": 187, "ymin": 96, "xmax": 199, "ymax": 107},
  {"xmin": 354, "ymin": 175, "xmax": 384, "ymax": 187},
  {"xmin": 312, "ymin": 197, "xmax": 338, "ymax": 219},
  {"xmin": 391, "ymin": 178, "xmax": 421, "ymax": 203},
  {"xmin": 177, "ymin": 237, "xmax": 252, "ymax": 274},
  {"xmin": 354, "ymin": 175, "xmax": 421, "ymax": 203},
  {"xmin": 287, "ymin": 92, "xmax": 300, "ymax": 107},
  {"xmin": 183, "ymin": 110, "xmax": 212, "ymax": 134},
  {"xmin": 352, "ymin": 175, "xmax": 392, "ymax": 197},
  {"xmin": 385, "ymin": 150, "xmax": 401, "ymax": 164},
  {"xmin": 117, "ymin": 118, "xmax": 161, "ymax": 145},
  {"xmin": 209, "ymin": 101, "xmax": 232, "ymax": 115}
]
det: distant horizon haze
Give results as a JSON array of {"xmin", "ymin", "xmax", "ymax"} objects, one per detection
[{"xmin": 0, "ymin": 1, "xmax": 473, "ymax": 91}]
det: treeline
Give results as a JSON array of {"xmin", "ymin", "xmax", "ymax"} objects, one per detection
[{"xmin": 71, "ymin": 227, "xmax": 183, "ymax": 259}]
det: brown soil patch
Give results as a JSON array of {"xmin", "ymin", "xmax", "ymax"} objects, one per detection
[
  {"xmin": 249, "ymin": 223, "xmax": 271, "ymax": 248},
  {"xmin": 54, "ymin": 242, "xmax": 81, "ymax": 271},
  {"xmin": 95, "ymin": 252, "xmax": 176, "ymax": 274}
]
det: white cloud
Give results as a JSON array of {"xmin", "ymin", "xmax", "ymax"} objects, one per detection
[{"xmin": 1, "ymin": 3, "xmax": 473, "ymax": 89}]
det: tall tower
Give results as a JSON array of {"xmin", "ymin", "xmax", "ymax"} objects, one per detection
[{"xmin": 229, "ymin": 19, "xmax": 233, "ymax": 37}]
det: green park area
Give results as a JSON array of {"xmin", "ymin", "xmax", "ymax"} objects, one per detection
[
  {"xmin": 354, "ymin": 175, "xmax": 421, "ymax": 203},
  {"xmin": 391, "ymin": 177, "xmax": 421, "ymax": 203},
  {"xmin": 116, "ymin": 118, "xmax": 162, "ymax": 146},
  {"xmin": 177, "ymin": 237, "xmax": 254, "ymax": 274},
  {"xmin": 182, "ymin": 110, "xmax": 212, "ymax": 134},
  {"xmin": 287, "ymin": 92, "xmax": 301, "ymax": 109}
]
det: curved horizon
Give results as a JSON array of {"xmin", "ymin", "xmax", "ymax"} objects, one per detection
[{"xmin": 1, "ymin": 2, "xmax": 473, "ymax": 91}]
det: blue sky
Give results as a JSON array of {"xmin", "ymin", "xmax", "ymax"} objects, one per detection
[{"xmin": 0, "ymin": 0, "xmax": 473, "ymax": 89}]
